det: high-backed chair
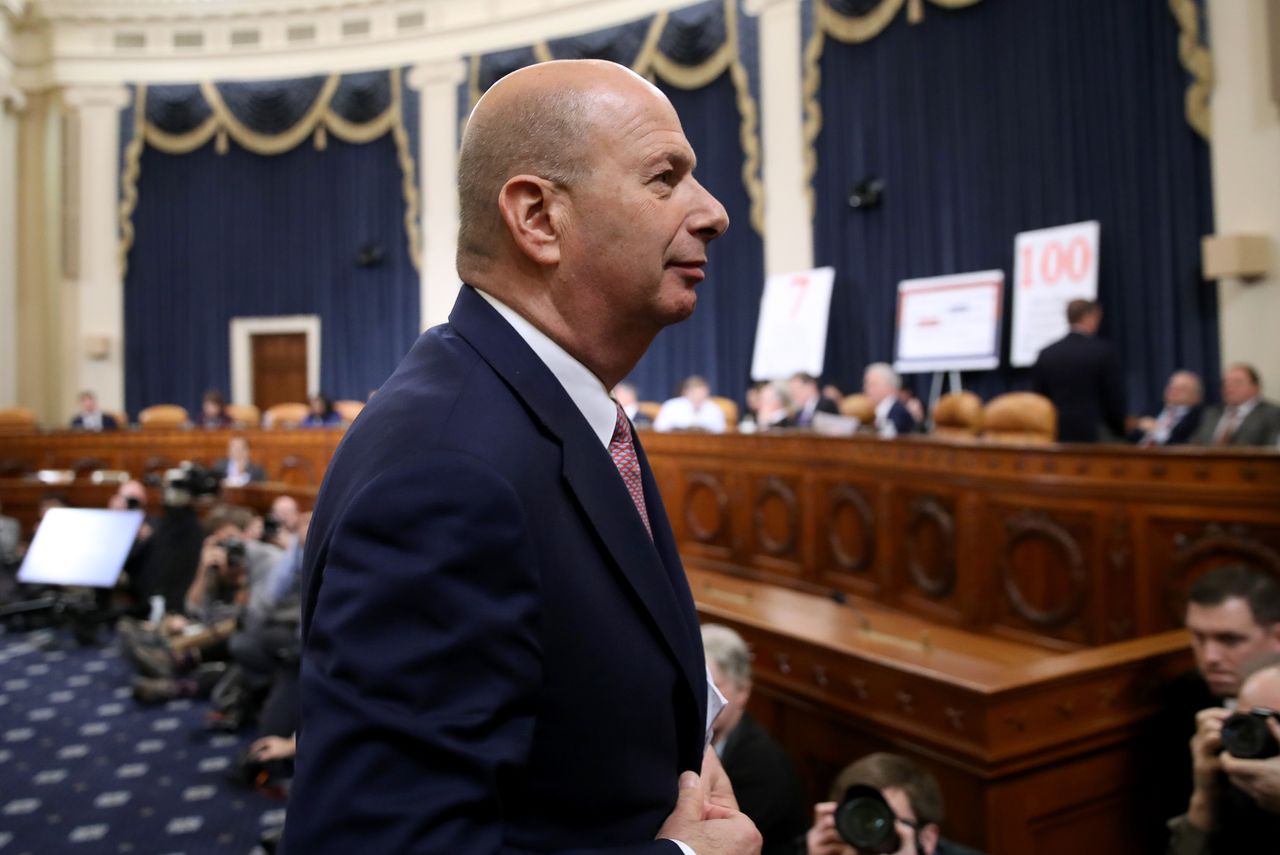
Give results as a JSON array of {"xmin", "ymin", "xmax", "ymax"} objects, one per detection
[
  {"xmin": 0, "ymin": 407, "xmax": 37, "ymax": 433},
  {"xmin": 637, "ymin": 401, "xmax": 662, "ymax": 423},
  {"xmin": 982, "ymin": 392, "xmax": 1057, "ymax": 445},
  {"xmin": 138, "ymin": 404, "xmax": 190, "ymax": 430},
  {"xmin": 838, "ymin": 394, "xmax": 875, "ymax": 425},
  {"xmin": 225, "ymin": 403, "xmax": 261, "ymax": 429},
  {"xmin": 932, "ymin": 392, "xmax": 984, "ymax": 439},
  {"xmin": 264, "ymin": 402, "xmax": 309, "ymax": 429},
  {"xmin": 334, "ymin": 400, "xmax": 365, "ymax": 423},
  {"xmin": 710, "ymin": 396, "xmax": 739, "ymax": 429}
]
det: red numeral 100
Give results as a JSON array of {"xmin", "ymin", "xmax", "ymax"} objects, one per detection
[{"xmin": 1021, "ymin": 237, "xmax": 1091, "ymax": 288}]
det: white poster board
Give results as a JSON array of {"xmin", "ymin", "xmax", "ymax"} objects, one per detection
[
  {"xmin": 17, "ymin": 508, "xmax": 144, "ymax": 588},
  {"xmin": 750, "ymin": 266, "xmax": 835, "ymax": 380},
  {"xmin": 1010, "ymin": 221, "xmax": 1099, "ymax": 367},
  {"xmin": 893, "ymin": 270, "xmax": 1004, "ymax": 374}
]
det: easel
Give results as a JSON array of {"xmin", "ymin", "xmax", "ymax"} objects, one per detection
[{"xmin": 926, "ymin": 370, "xmax": 963, "ymax": 430}]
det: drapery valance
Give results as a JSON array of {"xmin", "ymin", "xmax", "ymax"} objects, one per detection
[
  {"xmin": 466, "ymin": 0, "xmax": 764, "ymax": 235},
  {"xmin": 801, "ymin": 0, "xmax": 1213, "ymax": 214},
  {"xmin": 119, "ymin": 67, "xmax": 421, "ymax": 275}
]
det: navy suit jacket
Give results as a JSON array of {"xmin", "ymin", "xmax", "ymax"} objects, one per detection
[
  {"xmin": 1031, "ymin": 331, "xmax": 1126, "ymax": 443},
  {"xmin": 284, "ymin": 286, "xmax": 707, "ymax": 854}
]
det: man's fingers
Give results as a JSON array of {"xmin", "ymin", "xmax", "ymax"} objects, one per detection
[{"xmin": 672, "ymin": 771, "xmax": 704, "ymax": 821}]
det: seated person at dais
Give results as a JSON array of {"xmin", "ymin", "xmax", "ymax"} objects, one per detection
[
  {"xmin": 788, "ymin": 373, "xmax": 839, "ymax": 429},
  {"xmin": 755, "ymin": 382, "xmax": 793, "ymax": 431},
  {"xmin": 301, "ymin": 393, "xmax": 344, "ymax": 428},
  {"xmin": 1191, "ymin": 364, "xmax": 1280, "ymax": 447},
  {"xmin": 613, "ymin": 382, "xmax": 652, "ymax": 428},
  {"xmin": 702, "ymin": 624, "xmax": 807, "ymax": 854},
  {"xmin": 654, "ymin": 374, "xmax": 727, "ymax": 433},
  {"xmin": 212, "ymin": 436, "xmax": 266, "ymax": 487},
  {"xmin": 863, "ymin": 363, "xmax": 915, "ymax": 438},
  {"xmin": 198, "ymin": 389, "xmax": 235, "ymax": 429},
  {"xmin": 69, "ymin": 390, "xmax": 119, "ymax": 432},
  {"xmin": 1132, "ymin": 370, "xmax": 1204, "ymax": 447}
]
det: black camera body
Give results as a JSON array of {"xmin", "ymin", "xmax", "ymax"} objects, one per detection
[
  {"xmin": 1222, "ymin": 707, "xmax": 1280, "ymax": 759},
  {"xmin": 216, "ymin": 538, "xmax": 248, "ymax": 566},
  {"xmin": 161, "ymin": 463, "xmax": 221, "ymax": 507},
  {"xmin": 835, "ymin": 784, "xmax": 902, "ymax": 854}
]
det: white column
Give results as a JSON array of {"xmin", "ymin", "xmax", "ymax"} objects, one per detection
[
  {"xmin": 61, "ymin": 84, "xmax": 131, "ymax": 415},
  {"xmin": 0, "ymin": 82, "xmax": 24, "ymax": 408},
  {"xmin": 1208, "ymin": 1, "xmax": 1280, "ymax": 384},
  {"xmin": 408, "ymin": 59, "xmax": 467, "ymax": 331},
  {"xmin": 751, "ymin": 0, "xmax": 814, "ymax": 275}
]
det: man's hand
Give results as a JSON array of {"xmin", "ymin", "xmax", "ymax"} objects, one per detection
[
  {"xmin": 805, "ymin": 802, "xmax": 852, "ymax": 855},
  {"xmin": 701, "ymin": 747, "xmax": 739, "ymax": 818},
  {"xmin": 1221, "ymin": 717, "xmax": 1280, "ymax": 813},
  {"xmin": 657, "ymin": 771, "xmax": 761, "ymax": 855},
  {"xmin": 1187, "ymin": 707, "xmax": 1232, "ymax": 830},
  {"xmin": 199, "ymin": 540, "xmax": 227, "ymax": 573}
]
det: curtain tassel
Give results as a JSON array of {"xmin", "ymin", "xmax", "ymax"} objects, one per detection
[
  {"xmin": 907, "ymin": 0, "xmax": 924, "ymax": 24},
  {"xmin": 215, "ymin": 127, "xmax": 229, "ymax": 155},
  {"xmin": 314, "ymin": 124, "xmax": 328, "ymax": 151}
]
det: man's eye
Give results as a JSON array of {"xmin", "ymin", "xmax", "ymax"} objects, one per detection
[{"xmin": 657, "ymin": 170, "xmax": 675, "ymax": 186}]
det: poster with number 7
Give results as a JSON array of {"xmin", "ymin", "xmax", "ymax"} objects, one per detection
[
  {"xmin": 750, "ymin": 266, "xmax": 835, "ymax": 381},
  {"xmin": 1010, "ymin": 221, "xmax": 1100, "ymax": 367}
]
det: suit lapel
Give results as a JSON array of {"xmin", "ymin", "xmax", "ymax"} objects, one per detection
[{"xmin": 448, "ymin": 286, "xmax": 705, "ymax": 722}]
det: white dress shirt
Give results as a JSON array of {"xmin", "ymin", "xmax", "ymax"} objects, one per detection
[
  {"xmin": 874, "ymin": 395, "xmax": 897, "ymax": 438},
  {"xmin": 653, "ymin": 396, "xmax": 727, "ymax": 433},
  {"xmin": 479, "ymin": 290, "xmax": 717, "ymax": 855}
]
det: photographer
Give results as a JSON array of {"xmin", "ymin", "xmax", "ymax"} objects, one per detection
[
  {"xmin": 1169, "ymin": 658, "xmax": 1280, "ymax": 853},
  {"xmin": 803, "ymin": 753, "xmax": 982, "ymax": 855}
]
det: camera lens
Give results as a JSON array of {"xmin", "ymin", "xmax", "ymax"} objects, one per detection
[
  {"xmin": 835, "ymin": 786, "xmax": 901, "ymax": 854},
  {"xmin": 1222, "ymin": 711, "xmax": 1280, "ymax": 759}
]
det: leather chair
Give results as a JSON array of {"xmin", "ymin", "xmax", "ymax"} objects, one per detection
[
  {"xmin": 838, "ymin": 394, "xmax": 875, "ymax": 425},
  {"xmin": 982, "ymin": 392, "xmax": 1057, "ymax": 445},
  {"xmin": 138, "ymin": 405, "xmax": 190, "ymax": 430},
  {"xmin": 637, "ymin": 401, "xmax": 662, "ymax": 423},
  {"xmin": 334, "ymin": 400, "xmax": 365, "ymax": 423},
  {"xmin": 225, "ymin": 404, "xmax": 261, "ymax": 429},
  {"xmin": 264, "ymin": 402, "xmax": 309, "ymax": 429},
  {"xmin": 710, "ymin": 396, "xmax": 739, "ymax": 429},
  {"xmin": 0, "ymin": 407, "xmax": 37, "ymax": 433},
  {"xmin": 932, "ymin": 392, "xmax": 984, "ymax": 439}
]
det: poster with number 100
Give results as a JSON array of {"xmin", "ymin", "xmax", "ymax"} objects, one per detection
[
  {"xmin": 1010, "ymin": 221, "xmax": 1100, "ymax": 367},
  {"xmin": 750, "ymin": 266, "xmax": 835, "ymax": 381}
]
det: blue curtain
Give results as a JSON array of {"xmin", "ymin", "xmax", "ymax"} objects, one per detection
[
  {"xmin": 624, "ymin": 74, "xmax": 766, "ymax": 404},
  {"xmin": 811, "ymin": 0, "xmax": 1219, "ymax": 410},
  {"xmin": 124, "ymin": 134, "xmax": 419, "ymax": 415}
]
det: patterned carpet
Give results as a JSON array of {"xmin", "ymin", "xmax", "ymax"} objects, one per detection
[{"xmin": 0, "ymin": 626, "xmax": 284, "ymax": 854}]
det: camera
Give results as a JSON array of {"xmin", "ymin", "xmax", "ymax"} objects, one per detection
[
  {"xmin": 1222, "ymin": 708, "xmax": 1280, "ymax": 759},
  {"xmin": 835, "ymin": 784, "xmax": 902, "ymax": 854},
  {"xmin": 261, "ymin": 513, "xmax": 281, "ymax": 543},
  {"xmin": 215, "ymin": 538, "xmax": 248, "ymax": 566},
  {"xmin": 161, "ymin": 463, "xmax": 221, "ymax": 507}
]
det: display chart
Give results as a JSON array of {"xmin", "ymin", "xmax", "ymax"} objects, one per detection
[
  {"xmin": 893, "ymin": 270, "xmax": 1005, "ymax": 373},
  {"xmin": 1010, "ymin": 221, "xmax": 1100, "ymax": 367}
]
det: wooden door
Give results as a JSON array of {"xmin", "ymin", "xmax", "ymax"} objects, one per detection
[{"xmin": 251, "ymin": 333, "xmax": 308, "ymax": 410}]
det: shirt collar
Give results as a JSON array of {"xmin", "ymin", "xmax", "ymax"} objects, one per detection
[{"xmin": 477, "ymin": 289, "xmax": 618, "ymax": 448}]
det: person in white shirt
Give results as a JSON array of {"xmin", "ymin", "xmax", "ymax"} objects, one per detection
[
  {"xmin": 654, "ymin": 375, "xmax": 727, "ymax": 433},
  {"xmin": 613, "ymin": 382, "xmax": 652, "ymax": 428}
]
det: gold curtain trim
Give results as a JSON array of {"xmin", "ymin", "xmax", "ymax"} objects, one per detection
[
  {"xmin": 117, "ymin": 84, "xmax": 148, "ymax": 278},
  {"xmin": 464, "ymin": 2, "xmax": 763, "ymax": 235},
  {"xmin": 817, "ymin": 0, "xmax": 907, "ymax": 43},
  {"xmin": 1168, "ymin": 0, "xmax": 1212, "ymax": 140},
  {"xmin": 118, "ymin": 70, "xmax": 424, "ymax": 276}
]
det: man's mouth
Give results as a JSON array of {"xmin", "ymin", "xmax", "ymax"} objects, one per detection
[{"xmin": 667, "ymin": 259, "xmax": 706, "ymax": 281}]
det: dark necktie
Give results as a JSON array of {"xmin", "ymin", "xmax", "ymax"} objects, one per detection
[{"xmin": 609, "ymin": 403, "xmax": 652, "ymax": 538}]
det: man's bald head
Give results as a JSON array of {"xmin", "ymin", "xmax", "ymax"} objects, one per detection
[{"xmin": 456, "ymin": 60, "xmax": 664, "ymax": 276}]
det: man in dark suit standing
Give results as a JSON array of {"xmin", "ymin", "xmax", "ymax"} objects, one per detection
[
  {"xmin": 1132, "ymin": 370, "xmax": 1203, "ymax": 446},
  {"xmin": 1191, "ymin": 363, "xmax": 1280, "ymax": 447},
  {"xmin": 1031, "ymin": 299, "xmax": 1126, "ymax": 443},
  {"xmin": 283, "ymin": 60, "xmax": 759, "ymax": 854}
]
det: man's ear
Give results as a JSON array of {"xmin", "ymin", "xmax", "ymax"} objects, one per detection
[
  {"xmin": 917, "ymin": 822, "xmax": 940, "ymax": 855},
  {"xmin": 497, "ymin": 175, "xmax": 561, "ymax": 266}
]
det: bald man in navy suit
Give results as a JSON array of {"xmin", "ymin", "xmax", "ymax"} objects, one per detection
[{"xmin": 284, "ymin": 61, "xmax": 759, "ymax": 854}]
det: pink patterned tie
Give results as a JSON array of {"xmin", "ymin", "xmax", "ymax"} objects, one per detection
[{"xmin": 610, "ymin": 403, "xmax": 652, "ymax": 538}]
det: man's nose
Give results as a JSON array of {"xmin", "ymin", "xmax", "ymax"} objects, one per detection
[{"xmin": 689, "ymin": 176, "xmax": 729, "ymax": 241}]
